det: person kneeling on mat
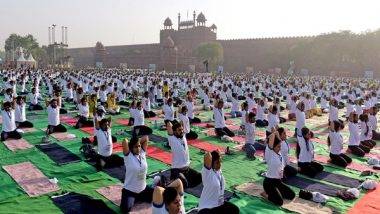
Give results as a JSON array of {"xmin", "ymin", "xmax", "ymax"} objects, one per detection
[
  {"xmin": 131, "ymin": 101, "xmax": 153, "ymax": 137},
  {"xmin": 46, "ymin": 98, "xmax": 67, "ymax": 134},
  {"xmin": 296, "ymin": 127, "xmax": 324, "ymax": 178},
  {"xmin": 328, "ymin": 120, "xmax": 352, "ymax": 168},
  {"xmin": 262, "ymin": 132, "xmax": 296, "ymax": 206},
  {"xmin": 244, "ymin": 112, "xmax": 266, "ymax": 158},
  {"xmin": 95, "ymin": 118, "xmax": 123, "ymax": 171},
  {"xmin": 166, "ymin": 122, "xmax": 202, "ymax": 188},
  {"xmin": 120, "ymin": 136, "xmax": 153, "ymax": 213},
  {"xmin": 198, "ymin": 151, "xmax": 240, "ymax": 214},
  {"xmin": 359, "ymin": 114, "xmax": 377, "ymax": 149},
  {"xmin": 75, "ymin": 97, "xmax": 94, "ymax": 129},
  {"xmin": 179, "ymin": 105, "xmax": 198, "ymax": 140},
  {"xmin": 213, "ymin": 99, "xmax": 235, "ymax": 140},
  {"xmin": 348, "ymin": 112, "xmax": 372, "ymax": 156},
  {"xmin": 1, "ymin": 101, "xmax": 22, "ymax": 141},
  {"xmin": 276, "ymin": 127, "xmax": 297, "ymax": 178},
  {"xmin": 15, "ymin": 96, "xmax": 33, "ymax": 128},
  {"xmin": 28, "ymin": 87, "xmax": 43, "ymax": 111},
  {"xmin": 152, "ymin": 179, "xmax": 185, "ymax": 214}
]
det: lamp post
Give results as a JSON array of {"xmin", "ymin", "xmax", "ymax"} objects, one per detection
[{"xmin": 174, "ymin": 46, "xmax": 178, "ymax": 71}]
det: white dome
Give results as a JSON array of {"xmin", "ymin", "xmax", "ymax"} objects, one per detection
[{"xmin": 27, "ymin": 54, "xmax": 35, "ymax": 62}]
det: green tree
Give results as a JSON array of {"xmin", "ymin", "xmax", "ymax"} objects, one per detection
[
  {"xmin": 195, "ymin": 42, "xmax": 224, "ymax": 72},
  {"xmin": 4, "ymin": 33, "xmax": 46, "ymax": 64}
]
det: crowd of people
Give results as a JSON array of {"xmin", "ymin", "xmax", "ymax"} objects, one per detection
[{"xmin": 1, "ymin": 68, "xmax": 379, "ymax": 213}]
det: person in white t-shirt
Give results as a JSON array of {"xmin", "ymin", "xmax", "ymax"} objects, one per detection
[
  {"xmin": 28, "ymin": 87, "xmax": 43, "ymax": 111},
  {"xmin": 75, "ymin": 97, "xmax": 94, "ymax": 128},
  {"xmin": 94, "ymin": 117, "xmax": 123, "ymax": 171},
  {"xmin": 120, "ymin": 136, "xmax": 153, "ymax": 213},
  {"xmin": 131, "ymin": 101, "xmax": 153, "ymax": 137},
  {"xmin": 198, "ymin": 151, "xmax": 239, "ymax": 213},
  {"xmin": 185, "ymin": 94, "xmax": 201, "ymax": 124},
  {"xmin": 163, "ymin": 98, "xmax": 176, "ymax": 125},
  {"xmin": 152, "ymin": 179, "xmax": 185, "ymax": 214},
  {"xmin": 1, "ymin": 101, "xmax": 22, "ymax": 141},
  {"xmin": 261, "ymin": 132, "xmax": 295, "ymax": 206},
  {"xmin": 255, "ymin": 99, "xmax": 268, "ymax": 127},
  {"xmin": 244, "ymin": 112, "xmax": 266, "ymax": 159},
  {"xmin": 166, "ymin": 122, "xmax": 202, "ymax": 188},
  {"xmin": 359, "ymin": 114, "xmax": 377, "ymax": 149},
  {"xmin": 213, "ymin": 99, "xmax": 235, "ymax": 139},
  {"xmin": 369, "ymin": 106, "xmax": 380, "ymax": 140},
  {"xmin": 15, "ymin": 96, "xmax": 33, "ymax": 128},
  {"xmin": 230, "ymin": 93, "xmax": 241, "ymax": 118},
  {"xmin": 143, "ymin": 91, "xmax": 156, "ymax": 118},
  {"xmin": 328, "ymin": 120, "xmax": 352, "ymax": 168},
  {"xmin": 178, "ymin": 105, "xmax": 197, "ymax": 140},
  {"xmin": 46, "ymin": 98, "xmax": 67, "ymax": 134},
  {"xmin": 347, "ymin": 112, "xmax": 372, "ymax": 156}
]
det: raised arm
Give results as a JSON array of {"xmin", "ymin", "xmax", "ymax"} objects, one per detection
[
  {"xmin": 140, "ymin": 135, "xmax": 148, "ymax": 152},
  {"xmin": 166, "ymin": 121, "xmax": 174, "ymax": 135},
  {"xmin": 122, "ymin": 138, "xmax": 129, "ymax": 156},
  {"xmin": 204, "ymin": 152, "xmax": 212, "ymax": 169}
]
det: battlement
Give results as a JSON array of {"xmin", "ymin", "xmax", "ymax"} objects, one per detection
[{"xmin": 218, "ymin": 35, "xmax": 316, "ymax": 42}]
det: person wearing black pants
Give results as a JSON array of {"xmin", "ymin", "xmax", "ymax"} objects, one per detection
[
  {"xmin": 297, "ymin": 127, "xmax": 324, "ymax": 178},
  {"xmin": 328, "ymin": 120, "xmax": 352, "ymax": 168},
  {"xmin": 17, "ymin": 121, "xmax": 33, "ymax": 128},
  {"xmin": 215, "ymin": 127, "xmax": 235, "ymax": 138},
  {"xmin": 213, "ymin": 100, "xmax": 235, "ymax": 138}
]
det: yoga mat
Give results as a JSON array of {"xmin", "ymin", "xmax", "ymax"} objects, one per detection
[
  {"xmin": 284, "ymin": 175, "xmax": 343, "ymax": 197},
  {"xmin": 193, "ymin": 122, "xmax": 214, "ymax": 128},
  {"xmin": 313, "ymin": 171, "xmax": 362, "ymax": 188},
  {"xmin": 52, "ymin": 192, "xmax": 115, "ymax": 214},
  {"xmin": 348, "ymin": 183, "xmax": 380, "ymax": 214},
  {"xmin": 60, "ymin": 116, "xmax": 77, "ymax": 126},
  {"xmin": 236, "ymin": 183, "xmax": 333, "ymax": 214},
  {"xmin": 147, "ymin": 116, "xmax": 160, "ymax": 121},
  {"xmin": 3, "ymin": 162, "xmax": 60, "ymax": 197},
  {"xmin": 19, "ymin": 127, "xmax": 37, "ymax": 133},
  {"xmin": 97, "ymin": 184, "xmax": 123, "ymax": 206},
  {"xmin": 149, "ymin": 134, "xmax": 168, "ymax": 143},
  {"xmin": 112, "ymin": 143, "xmax": 123, "ymax": 153},
  {"xmin": 50, "ymin": 132, "xmax": 76, "ymax": 141},
  {"xmin": 187, "ymin": 139, "xmax": 225, "ymax": 152},
  {"xmin": 116, "ymin": 119, "xmax": 130, "ymax": 126},
  {"xmin": 3, "ymin": 138, "xmax": 33, "ymax": 151},
  {"xmin": 80, "ymin": 127, "xmax": 94, "ymax": 135},
  {"xmin": 146, "ymin": 146, "xmax": 172, "ymax": 165},
  {"xmin": 36, "ymin": 143, "xmax": 81, "ymax": 165},
  {"xmin": 314, "ymin": 155, "xmax": 377, "ymax": 172}
]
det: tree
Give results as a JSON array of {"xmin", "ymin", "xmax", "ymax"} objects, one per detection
[
  {"xmin": 194, "ymin": 42, "xmax": 224, "ymax": 72},
  {"xmin": 0, "ymin": 49, "xmax": 5, "ymax": 59},
  {"xmin": 4, "ymin": 34, "xmax": 46, "ymax": 64}
]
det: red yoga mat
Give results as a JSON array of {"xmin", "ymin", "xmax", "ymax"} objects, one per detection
[
  {"xmin": 348, "ymin": 184, "xmax": 380, "ymax": 214},
  {"xmin": 60, "ymin": 116, "xmax": 77, "ymax": 126},
  {"xmin": 80, "ymin": 127, "xmax": 94, "ymax": 135},
  {"xmin": 146, "ymin": 146, "xmax": 172, "ymax": 165},
  {"xmin": 116, "ymin": 119, "xmax": 130, "ymax": 126},
  {"xmin": 187, "ymin": 139, "xmax": 225, "ymax": 152},
  {"xmin": 112, "ymin": 143, "xmax": 123, "ymax": 153}
]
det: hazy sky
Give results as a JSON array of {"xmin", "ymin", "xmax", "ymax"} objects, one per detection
[{"xmin": 1, "ymin": 0, "xmax": 380, "ymax": 49}]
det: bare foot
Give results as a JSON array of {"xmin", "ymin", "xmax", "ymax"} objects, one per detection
[{"xmin": 260, "ymin": 191, "xmax": 268, "ymax": 200}]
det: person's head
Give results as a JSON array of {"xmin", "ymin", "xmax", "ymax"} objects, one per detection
[
  {"xmin": 349, "ymin": 112, "xmax": 358, "ymax": 123},
  {"xmin": 172, "ymin": 122, "xmax": 184, "ymax": 138},
  {"xmin": 163, "ymin": 187, "xmax": 182, "ymax": 213},
  {"xmin": 272, "ymin": 135, "xmax": 282, "ymax": 154},
  {"xmin": 128, "ymin": 136, "xmax": 141, "ymax": 155},
  {"xmin": 241, "ymin": 101, "xmax": 248, "ymax": 111},
  {"xmin": 211, "ymin": 150, "xmax": 222, "ymax": 171},
  {"xmin": 136, "ymin": 101, "xmax": 142, "ymax": 110},
  {"xmin": 301, "ymin": 127, "xmax": 313, "ymax": 140},
  {"xmin": 277, "ymin": 127, "xmax": 287, "ymax": 141},
  {"xmin": 217, "ymin": 99, "xmax": 224, "ymax": 109},
  {"xmin": 370, "ymin": 106, "xmax": 378, "ymax": 115},
  {"xmin": 3, "ymin": 101, "xmax": 12, "ymax": 111},
  {"xmin": 247, "ymin": 112, "xmax": 256, "ymax": 123},
  {"xmin": 32, "ymin": 87, "xmax": 36, "ymax": 94},
  {"xmin": 180, "ymin": 105, "xmax": 188, "ymax": 115},
  {"xmin": 50, "ymin": 99, "xmax": 58, "ymax": 108},
  {"xmin": 167, "ymin": 98, "xmax": 173, "ymax": 106},
  {"xmin": 144, "ymin": 91, "xmax": 149, "ymax": 98},
  {"xmin": 5, "ymin": 88, "xmax": 13, "ymax": 95},
  {"xmin": 269, "ymin": 105, "xmax": 278, "ymax": 115},
  {"xmin": 16, "ymin": 96, "xmax": 24, "ymax": 105},
  {"xmin": 330, "ymin": 120, "xmax": 343, "ymax": 132},
  {"xmin": 80, "ymin": 97, "xmax": 87, "ymax": 105},
  {"xmin": 99, "ymin": 118, "xmax": 110, "ymax": 131},
  {"xmin": 297, "ymin": 102, "xmax": 305, "ymax": 112},
  {"xmin": 359, "ymin": 113, "xmax": 368, "ymax": 122}
]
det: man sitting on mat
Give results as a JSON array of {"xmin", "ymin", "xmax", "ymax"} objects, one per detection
[
  {"xmin": 75, "ymin": 96, "xmax": 94, "ymax": 129},
  {"xmin": 46, "ymin": 98, "xmax": 67, "ymax": 134},
  {"xmin": 28, "ymin": 87, "xmax": 43, "ymax": 111},
  {"xmin": 179, "ymin": 105, "xmax": 198, "ymax": 140},
  {"xmin": 1, "ymin": 101, "xmax": 22, "ymax": 141},
  {"xmin": 213, "ymin": 99, "xmax": 235, "ymax": 141},
  {"xmin": 152, "ymin": 178, "xmax": 185, "ymax": 214},
  {"xmin": 95, "ymin": 118, "xmax": 123, "ymax": 171},
  {"xmin": 166, "ymin": 121, "xmax": 202, "ymax": 188},
  {"xmin": 15, "ymin": 96, "xmax": 33, "ymax": 128}
]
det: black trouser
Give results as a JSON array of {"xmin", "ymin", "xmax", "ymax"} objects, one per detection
[
  {"xmin": 372, "ymin": 130, "xmax": 380, "ymax": 141},
  {"xmin": 348, "ymin": 145, "xmax": 369, "ymax": 157},
  {"xmin": 60, "ymin": 108, "xmax": 67, "ymax": 114},
  {"xmin": 16, "ymin": 121, "xmax": 34, "ymax": 128},
  {"xmin": 279, "ymin": 117, "xmax": 286, "ymax": 123},
  {"xmin": 198, "ymin": 201, "xmax": 240, "ymax": 214},
  {"xmin": 132, "ymin": 125, "xmax": 153, "ymax": 137},
  {"xmin": 118, "ymin": 101, "xmax": 129, "ymax": 106},
  {"xmin": 92, "ymin": 136, "xmax": 117, "ymax": 146},
  {"xmin": 170, "ymin": 167, "xmax": 202, "ymax": 188},
  {"xmin": 189, "ymin": 117, "xmax": 201, "ymax": 124},
  {"xmin": 128, "ymin": 117, "xmax": 134, "ymax": 126},
  {"xmin": 164, "ymin": 120, "xmax": 178, "ymax": 126},
  {"xmin": 329, "ymin": 153, "xmax": 352, "ymax": 168},
  {"xmin": 256, "ymin": 119, "xmax": 268, "ymax": 127},
  {"xmin": 186, "ymin": 130, "xmax": 198, "ymax": 140},
  {"xmin": 143, "ymin": 110, "xmax": 156, "ymax": 118},
  {"xmin": 96, "ymin": 154, "xmax": 124, "ymax": 171},
  {"xmin": 120, "ymin": 187, "xmax": 153, "ymax": 213},
  {"xmin": 263, "ymin": 177, "xmax": 295, "ymax": 206},
  {"xmin": 361, "ymin": 140, "xmax": 376, "ymax": 149},
  {"xmin": 238, "ymin": 95, "xmax": 246, "ymax": 100},
  {"xmin": 1, "ymin": 130, "xmax": 22, "ymax": 141},
  {"xmin": 284, "ymin": 165, "xmax": 298, "ymax": 178},
  {"xmin": 298, "ymin": 161, "xmax": 324, "ymax": 178},
  {"xmin": 29, "ymin": 104, "xmax": 43, "ymax": 111},
  {"xmin": 65, "ymin": 98, "xmax": 74, "ymax": 102},
  {"xmin": 75, "ymin": 116, "xmax": 94, "ymax": 129},
  {"xmin": 215, "ymin": 127, "xmax": 235, "ymax": 138},
  {"xmin": 47, "ymin": 124, "xmax": 67, "ymax": 134}
]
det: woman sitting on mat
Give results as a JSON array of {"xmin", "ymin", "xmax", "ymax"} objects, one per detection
[
  {"xmin": 198, "ymin": 151, "xmax": 240, "ymax": 214},
  {"xmin": 152, "ymin": 178, "xmax": 185, "ymax": 214},
  {"xmin": 273, "ymin": 97, "xmax": 287, "ymax": 123},
  {"xmin": 166, "ymin": 121, "xmax": 202, "ymax": 188},
  {"xmin": 120, "ymin": 136, "xmax": 153, "ymax": 213},
  {"xmin": 4, "ymin": 88, "xmax": 14, "ymax": 102},
  {"xmin": 348, "ymin": 112, "xmax": 371, "ymax": 157},
  {"xmin": 1, "ymin": 101, "xmax": 22, "ymax": 141},
  {"xmin": 106, "ymin": 92, "xmax": 120, "ymax": 115},
  {"xmin": 185, "ymin": 94, "xmax": 201, "ymax": 124},
  {"xmin": 244, "ymin": 112, "xmax": 265, "ymax": 158},
  {"xmin": 163, "ymin": 98, "xmax": 176, "ymax": 125},
  {"xmin": 296, "ymin": 127, "xmax": 324, "ymax": 177},
  {"xmin": 15, "ymin": 96, "xmax": 33, "ymax": 128},
  {"xmin": 179, "ymin": 105, "xmax": 198, "ymax": 140},
  {"xmin": 28, "ymin": 87, "xmax": 43, "ymax": 111},
  {"xmin": 213, "ymin": 99, "xmax": 235, "ymax": 140},
  {"xmin": 131, "ymin": 101, "xmax": 153, "ymax": 137},
  {"xmin": 230, "ymin": 93, "xmax": 242, "ymax": 118},
  {"xmin": 277, "ymin": 127, "xmax": 297, "ymax": 178},
  {"xmin": 255, "ymin": 99, "xmax": 268, "ymax": 127},
  {"xmin": 262, "ymin": 132, "xmax": 296, "ymax": 206},
  {"xmin": 328, "ymin": 99, "xmax": 340, "ymax": 125},
  {"xmin": 359, "ymin": 114, "xmax": 377, "ymax": 149},
  {"xmin": 368, "ymin": 106, "xmax": 380, "ymax": 140},
  {"xmin": 328, "ymin": 120, "xmax": 352, "ymax": 168},
  {"xmin": 95, "ymin": 117, "xmax": 123, "ymax": 171},
  {"xmin": 46, "ymin": 98, "xmax": 67, "ymax": 134},
  {"xmin": 295, "ymin": 101, "xmax": 306, "ymax": 137},
  {"xmin": 142, "ymin": 91, "xmax": 156, "ymax": 118},
  {"xmin": 75, "ymin": 96, "xmax": 94, "ymax": 129},
  {"xmin": 288, "ymin": 95, "xmax": 298, "ymax": 121},
  {"xmin": 266, "ymin": 105, "xmax": 280, "ymax": 137}
]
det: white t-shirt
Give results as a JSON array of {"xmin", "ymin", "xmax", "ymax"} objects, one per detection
[
  {"xmin": 168, "ymin": 135, "xmax": 190, "ymax": 169},
  {"xmin": 124, "ymin": 150, "xmax": 147, "ymax": 193},
  {"xmin": 369, "ymin": 114, "xmax": 377, "ymax": 131},
  {"xmin": 153, "ymin": 195, "xmax": 185, "ymax": 214},
  {"xmin": 297, "ymin": 136, "xmax": 315, "ymax": 163},
  {"xmin": 295, "ymin": 109, "xmax": 305, "ymax": 136},
  {"xmin": 281, "ymin": 140, "xmax": 290, "ymax": 165},
  {"xmin": 329, "ymin": 131, "xmax": 343, "ymax": 155},
  {"xmin": 2, "ymin": 110, "xmax": 16, "ymax": 132},
  {"xmin": 265, "ymin": 148, "xmax": 284, "ymax": 179},
  {"xmin": 132, "ymin": 109, "xmax": 145, "ymax": 126},
  {"xmin": 179, "ymin": 113, "xmax": 190, "ymax": 134},
  {"xmin": 15, "ymin": 103, "xmax": 26, "ymax": 122},
  {"xmin": 186, "ymin": 101, "xmax": 195, "ymax": 119},
  {"xmin": 47, "ymin": 106, "xmax": 60, "ymax": 126},
  {"xmin": 245, "ymin": 122, "xmax": 255, "ymax": 145},
  {"xmin": 256, "ymin": 106, "xmax": 266, "ymax": 120},
  {"xmin": 360, "ymin": 121, "xmax": 372, "ymax": 141},
  {"xmin": 213, "ymin": 108, "xmax": 226, "ymax": 129},
  {"xmin": 143, "ymin": 98, "xmax": 151, "ymax": 111},
  {"xmin": 78, "ymin": 104, "xmax": 89, "ymax": 118},
  {"xmin": 231, "ymin": 98, "xmax": 240, "ymax": 112},
  {"xmin": 348, "ymin": 122, "xmax": 360, "ymax": 146},
  {"xmin": 96, "ymin": 128, "xmax": 113, "ymax": 157},
  {"xmin": 163, "ymin": 104, "xmax": 174, "ymax": 121},
  {"xmin": 329, "ymin": 106, "xmax": 339, "ymax": 122},
  {"xmin": 267, "ymin": 113, "xmax": 279, "ymax": 132},
  {"xmin": 198, "ymin": 167, "xmax": 225, "ymax": 210}
]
